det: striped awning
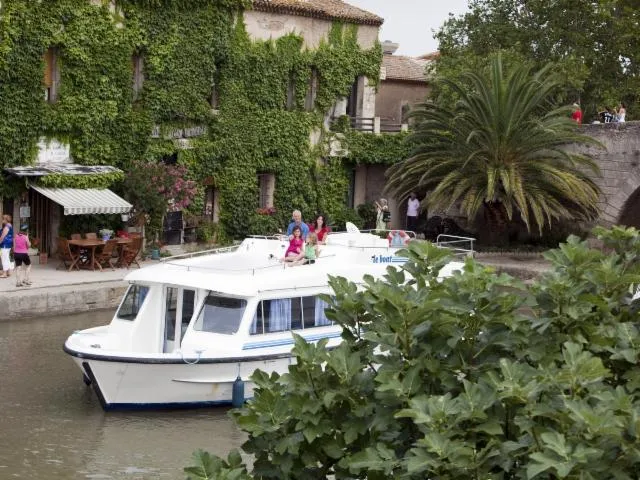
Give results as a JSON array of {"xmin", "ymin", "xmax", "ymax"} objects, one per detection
[{"xmin": 30, "ymin": 186, "xmax": 132, "ymax": 216}]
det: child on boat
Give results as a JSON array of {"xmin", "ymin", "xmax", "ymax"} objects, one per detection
[
  {"xmin": 287, "ymin": 232, "xmax": 320, "ymax": 266},
  {"xmin": 282, "ymin": 225, "xmax": 304, "ymax": 263}
]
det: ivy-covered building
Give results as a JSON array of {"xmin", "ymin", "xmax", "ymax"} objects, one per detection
[{"xmin": 0, "ymin": 0, "xmax": 413, "ymax": 253}]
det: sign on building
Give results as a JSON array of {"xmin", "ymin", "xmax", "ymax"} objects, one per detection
[{"xmin": 37, "ymin": 138, "xmax": 71, "ymax": 164}]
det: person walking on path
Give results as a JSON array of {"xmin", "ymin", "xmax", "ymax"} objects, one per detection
[
  {"xmin": 0, "ymin": 214, "xmax": 13, "ymax": 278},
  {"xmin": 13, "ymin": 224, "xmax": 31, "ymax": 287},
  {"xmin": 406, "ymin": 193, "xmax": 420, "ymax": 232}
]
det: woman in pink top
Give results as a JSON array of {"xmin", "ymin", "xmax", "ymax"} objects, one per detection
[{"xmin": 13, "ymin": 224, "xmax": 32, "ymax": 287}]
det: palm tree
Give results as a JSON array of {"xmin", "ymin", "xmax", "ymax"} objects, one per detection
[{"xmin": 386, "ymin": 56, "xmax": 601, "ymax": 244}]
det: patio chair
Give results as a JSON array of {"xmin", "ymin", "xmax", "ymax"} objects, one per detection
[
  {"xmin": 56, "ymin": 238, "xmax": 80, "ymax": 271},
  {"xmin": 70, "ymin": 233, "xmax": 81, "ymax": 240},
  {"xmin": 121, "ymin": 236, "xmax": 143, "ymax": 269},
  {"xmin": 95, "ymin": 239, "xmax": 118, "ymax": 271},
  {"xmin": 85, "ymin": 232, "xmax": 97, "ymax": 240}
]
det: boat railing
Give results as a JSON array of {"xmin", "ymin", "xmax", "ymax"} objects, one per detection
[
  {"xmin": 436, "ymin": 234, "xmax": 475, "ymax": 257},
  {"xmin": 160, "ymin": 252, "xmax": 339, "ymax": 275},
  {"xmin": 159, "ymin": 244, "xmax": 240, "ymax": 262},
  {"xmin": 356, "ymin": 228, "xmax": 417, "ymax": 238}
]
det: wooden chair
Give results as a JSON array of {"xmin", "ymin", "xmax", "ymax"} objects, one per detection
[
  {"xmin": 95, "ymin": 239, "xmax": 118, "ymax": 271},
  {"xmin": 70, "ymin": 233, "xmax": 81, "ymax": 240},
  {"xmin": 85, "ymin": 232, "xmax": 97, "ymax": 240},
  {"xmin": 121, "ymin": 237, "xmax": 143, "ymax": 269},
  {"xmin": 56, "ymin": 238, "xmax": 80, "ymax": 271}
]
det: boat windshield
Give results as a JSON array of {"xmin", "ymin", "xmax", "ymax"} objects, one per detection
[
  {"xmin": 117, "ymin": 284, "xmax": 150, "ymax": 321},
  {"xmin": 192, "ymin": 293, "xmax": 247, "ymax": 335}
]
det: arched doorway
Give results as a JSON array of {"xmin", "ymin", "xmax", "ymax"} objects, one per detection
[{"xmin": 618, "ymin": 187, "xmax": 640, "ymax": 228}]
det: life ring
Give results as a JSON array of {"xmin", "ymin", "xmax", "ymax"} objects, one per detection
[{"xmin": 388, "ymin": 230, "xmax": 410, "ymax": 247}]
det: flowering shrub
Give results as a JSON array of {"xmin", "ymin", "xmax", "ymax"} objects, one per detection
[
  {"xmin": 156, "ymin": 165, "xmax": 198, "ymax": 212},
  {"xmin": 123, "ymin": 161, "xmax": 198, "ymax": 239}
]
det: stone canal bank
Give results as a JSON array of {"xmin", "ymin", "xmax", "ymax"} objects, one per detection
[{"xmin": 0, "ymin": 251, "xmax": 552, "ymax": 321}]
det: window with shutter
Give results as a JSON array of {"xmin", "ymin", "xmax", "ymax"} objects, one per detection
[
  {"xmin": 305, "ymin": 67, "xmax": 318, "ymax": 111},
  {"xmin": 43, "ymin": 47, "xmax": 59, "ymax": 103},
  {"xmin": 258, "ymin": 173, "xmax": 275, "ymax": 209},
  {"xmin": 132, "ymin": 54, "xmax": 144, "ymax": 100},
  {"xmin": 286, "ymin": 71, "xmax": 296, "ymax": 110}
]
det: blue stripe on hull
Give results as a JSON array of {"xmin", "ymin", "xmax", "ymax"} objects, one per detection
[
  {"xmin": 242, "ymin": 331, "xmax": 341, "ymax": 350},
  {"xmin": 103, "ymin": 399, "xmax": 250, "ymax": 411}
]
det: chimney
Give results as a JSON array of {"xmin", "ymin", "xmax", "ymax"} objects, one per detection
[{"xmin": 382, "ymin": 40, "xmax": 399, "ymax": 55}]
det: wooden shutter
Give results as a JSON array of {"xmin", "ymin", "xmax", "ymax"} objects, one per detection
[{"xmin": 43, "ymin": 48, "xmax": 53, "ymax": 87}]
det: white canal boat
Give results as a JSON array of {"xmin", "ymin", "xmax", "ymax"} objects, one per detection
[{"xmin": 64, "ymin": 227, "xmax": 470, "ymax": 410}]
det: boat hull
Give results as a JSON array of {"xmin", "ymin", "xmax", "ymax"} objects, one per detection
[{"xmin": 65, "ymin": 347, "xmax": 295, "ymax": 410}]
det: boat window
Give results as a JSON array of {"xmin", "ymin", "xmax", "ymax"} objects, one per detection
[
  {"xmin": 291, "ymin": 298, "xmax": 303, "ymax": 330},
  {"xmin": 165, "ymin": 287, "xmax": 178, "ymax": 341},
  {"xmin": 117, "ymin": 285, "xmax": 150, "ymax": 321},
  {"xmin": 181, "ymin": 289, "xmax": 196, "ymax": 337},
  {"xmin": 251, "ymin": 296, "xmax": 333, "ymax": 334},
  {"xmin": 193, "ymin": 294, "xmax": 246, "ymax": 334}
]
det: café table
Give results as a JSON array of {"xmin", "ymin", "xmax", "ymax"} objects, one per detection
[{"xmin": 68, "ymin": 238, "xmax": 105, "ymax": 271}]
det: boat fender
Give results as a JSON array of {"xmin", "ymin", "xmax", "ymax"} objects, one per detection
[
  {"xmin": 232, "ymin": 375, "xmax": 245, "ymax": 408},
  {"xmin": 388, "ymin": 230, "xmax": 410, "ymax": 247}
]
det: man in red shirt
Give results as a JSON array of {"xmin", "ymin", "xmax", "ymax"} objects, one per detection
[{"xmin": 571, "ymin": 103, "xmax": 583, "ymax": 124}]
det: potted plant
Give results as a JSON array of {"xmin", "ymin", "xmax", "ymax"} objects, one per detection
[{"xmin": 99, "ymin": 228, "xmax": 114, "ymax": 241}]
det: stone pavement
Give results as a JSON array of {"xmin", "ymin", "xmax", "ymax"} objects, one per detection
[
  {"xmin": 0, "ymin": 257, "xmax": 146, "ymax": 293},
  {"xmin": 474, "ymin": 253, "xmax": 552, "ymax": 281}
]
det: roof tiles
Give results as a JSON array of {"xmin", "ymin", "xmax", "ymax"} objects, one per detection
[
  {"xmin": 252, "ymin": 0, "xmax": 383, "ymax": 26},
  {"xmin": 381, "ymin": 55, "xmax": 429, "ymax": 83}
]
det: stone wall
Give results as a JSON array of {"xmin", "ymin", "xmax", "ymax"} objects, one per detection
[
  {"xmin": 576, "ymin": 122, "xmax": 640, "ymax": 226},
  {"xmin": 0, "ymin": 282, "xmax": 126, "ymax": 321},
  {"xmin": 243, "ymin": 11, "xmax": 378, "ymax": 50}
]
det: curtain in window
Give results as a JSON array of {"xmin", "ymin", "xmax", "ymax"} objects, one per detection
[
  {"xmin": 315, "ymin": 297, "xmax": 331, "ymax": 326},
  {"xmin": 251, "ymin": 309, "xmax": 258, "ymax": 334},
  {"xmin": 269, "ymin": 298, "xmax": 291, "ymax": 332}
]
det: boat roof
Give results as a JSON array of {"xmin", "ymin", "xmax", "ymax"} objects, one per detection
[{"xmin": 124, "ymin": 233, "xmax": 465, "ymax": 297}]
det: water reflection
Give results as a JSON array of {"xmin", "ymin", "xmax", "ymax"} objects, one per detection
[{"xmin": 0, "ymin": 310, "xmax": 245, "ymax": 479}]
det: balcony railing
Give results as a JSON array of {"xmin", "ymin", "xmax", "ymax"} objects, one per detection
[{"xmin": 331, "ymin": 115, "xmax": 408, "ymax": 134}]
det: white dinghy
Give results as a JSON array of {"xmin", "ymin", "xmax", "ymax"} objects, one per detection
[{"xmin": 63, "ymin": 225, "xmax": 471, "ymax": 410}]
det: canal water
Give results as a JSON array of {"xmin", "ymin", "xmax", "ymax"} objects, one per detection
[{"xmin": 0, "ymin": 310, "xmax": 245, "ymax": 479}]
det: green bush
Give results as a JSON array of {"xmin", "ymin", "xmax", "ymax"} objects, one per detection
[
  {"xmin": 356, "ymin": 202, "xmax": 377, "ymax": 230},
  {"xmin": 186, "ymin": 226, "xmax": 640, "ymax": 479},
  {"xmin": 195, "ymin": 219, "xmax": 218, "ymax": 245},
  {"xmin": 248, "ymin": 214, "xmax": 280, "ymax": 237},
  {"xmin": 330, "ymin": 208, "xmax": 363, "ymax": 231}
]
